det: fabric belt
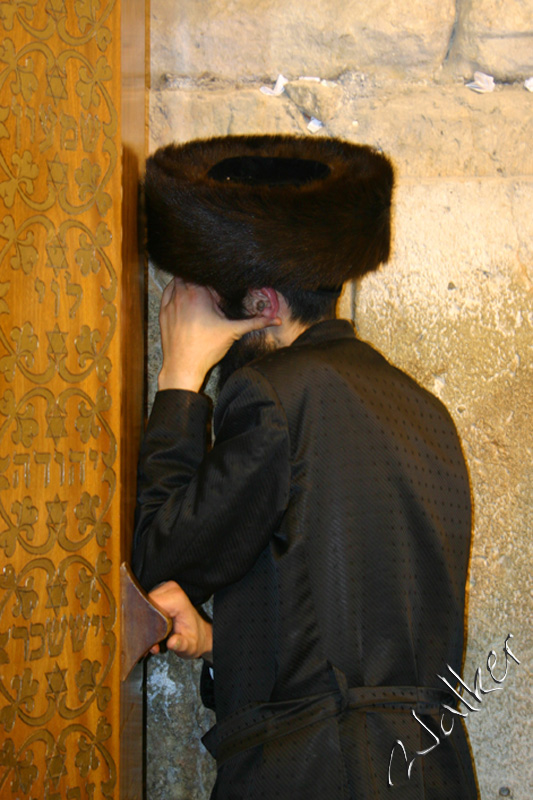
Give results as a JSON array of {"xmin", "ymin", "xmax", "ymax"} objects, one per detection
[{"xmin": 202, "ymin": 666, "xmax": 455, "ymax": 765}]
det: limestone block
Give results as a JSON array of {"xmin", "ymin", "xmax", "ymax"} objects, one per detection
[
  {"xmin": 356, "ymin": 179, "xmax": 533, "ymax": 414},
  {"xmin": 355, "ymin": 178, "xmax": 533, "ymax": 797},
  {"xmin": 146, "ymin": 654, "xmax": 216, "ymax": 799},
  {"xmin": 151, "ymin": 0, "xmax": 456, "ymax": 82},
  {"xmin": 284, "ymin": 79, "xmax": 343, "ymax": 123},
  {"xmin": 345, "ymin": 84, "xmax": 533, "ymax": 178},
  {"xmin": 146, "ymin": 269, "xmax": 165, "ymax": 412},
  {"xmin": 150, "ymin": 82, "xmax": 533, "ymax": 182},
  {"xmin": 149, "ymin": 86, "xmax": 303, "ymax": 149},
  {"xmin": 468, "ymin": 0, "xmax": 533, "ymax": 29},
  {"xmin": 455, "ymin": 0, "xmax": 533, "ymax": 78}
]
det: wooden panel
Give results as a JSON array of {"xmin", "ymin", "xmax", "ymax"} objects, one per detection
[
  {"xmin": 0, "ymin": 2, "xmax": 146, "ymax": 798},
  {"xmin": 119, "ymin": 1, "xmax": 148, "ymax": 798}
]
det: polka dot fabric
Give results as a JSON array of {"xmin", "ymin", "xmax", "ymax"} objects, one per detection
[{"xmin": 133, "ymin": 319, "xmax": 478, "ymax": 799}]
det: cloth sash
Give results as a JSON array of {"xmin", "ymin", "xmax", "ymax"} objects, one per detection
[{"xmin": 202, "ymin": 666, "xmax": 455, "ymax": 765}]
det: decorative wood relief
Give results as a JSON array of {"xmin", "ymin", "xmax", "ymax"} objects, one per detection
[{"xmin": 0, "ymin": 2, "xmax": 145, "ymax": 797}]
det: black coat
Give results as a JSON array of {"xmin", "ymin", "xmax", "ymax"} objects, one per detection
[{"xmin": 132, "ymin": 319, "xmax": 478, "ymax": 799}]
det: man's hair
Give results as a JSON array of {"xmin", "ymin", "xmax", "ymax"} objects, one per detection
[
  {"xmin": 282, "ymin": 286, "xmax": 339, "ymax": 324},
  {"xmin": 217, "ymin": 286, "xmax": 340, "ymax": 325}
]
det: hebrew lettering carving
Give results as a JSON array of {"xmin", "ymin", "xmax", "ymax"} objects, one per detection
[{"xmin": 0, "ymin": 1, "xmax": 122, "ymax": 796}]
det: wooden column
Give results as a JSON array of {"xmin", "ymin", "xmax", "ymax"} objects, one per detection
[{"xmin": 0, "ymin": 2, "xmax": 148, "ymax": 797}]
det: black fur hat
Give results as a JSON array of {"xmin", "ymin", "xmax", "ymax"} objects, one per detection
[{"xmin": 144, "ymin": 135, "xmax": 394, "ymax": 309}]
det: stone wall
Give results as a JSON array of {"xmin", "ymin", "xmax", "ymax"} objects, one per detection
[{"xmin": 146, "ymin": 1, "xmax": 533, "ymax": 798}]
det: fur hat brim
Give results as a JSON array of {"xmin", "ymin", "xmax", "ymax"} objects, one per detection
[{"xmin": 144, "ymin": 136, "xmax": 394, "ymax": 306}]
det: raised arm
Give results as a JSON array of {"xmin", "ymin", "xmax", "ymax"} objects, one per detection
[
  {"xmin": 132, "ymin": 370, "xmax": 290, "ymax": 603},
  {"xmin": 131, "ymin": 278, "xmax": 290, "ymax": 604}
]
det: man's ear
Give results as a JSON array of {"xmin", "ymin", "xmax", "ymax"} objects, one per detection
[{"xmin": 246, "ymin": 287, "xmax": 280, "ymax": 320}]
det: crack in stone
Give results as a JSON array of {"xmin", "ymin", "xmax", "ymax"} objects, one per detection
[{"xmin": 444, "ymin": 0, "xmax": 462, "ymax": 63}]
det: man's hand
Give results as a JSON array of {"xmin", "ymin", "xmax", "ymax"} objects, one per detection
[
  {"xmin": 158, "ymin": 278, "xmax": 280, "ymax": 392},
  {"xmin": 148, "ymin": 580, "xmax": 213, "ymax": 662}
]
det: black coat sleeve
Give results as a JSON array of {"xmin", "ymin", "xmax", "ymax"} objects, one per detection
[{"xmin": 131, "ymin": 368, "xmax": 291, "ymax": 605}]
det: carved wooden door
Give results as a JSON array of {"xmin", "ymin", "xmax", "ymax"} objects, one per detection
[{"xmin": 0, "ymin": 2, "xmax": 159, "ymax": 797}]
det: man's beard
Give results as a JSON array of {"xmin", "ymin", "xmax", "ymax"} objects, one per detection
[{"xmin": 215, "ymin": 330, "xmax": 276, "ymax": 394}]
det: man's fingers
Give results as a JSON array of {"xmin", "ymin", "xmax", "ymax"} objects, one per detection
[
  {"xmin": 167, "ymin": 632, "xmax": 202, "ymax": 659},
  {"xmin": 161, "ymin": 277, "xmax": 177, "ymax": 307},
  {"xmin": 167, "ymin": 633, "xmax": 185, "ymax": 654},
  {"xmin": 233, "ymin": 315, "xmax": 281, "ymax": 337}
]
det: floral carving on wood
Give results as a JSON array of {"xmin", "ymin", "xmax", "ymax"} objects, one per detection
[{"xmin": 0, "ymin": 1, "xmax": 123, "ymax": 797}]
